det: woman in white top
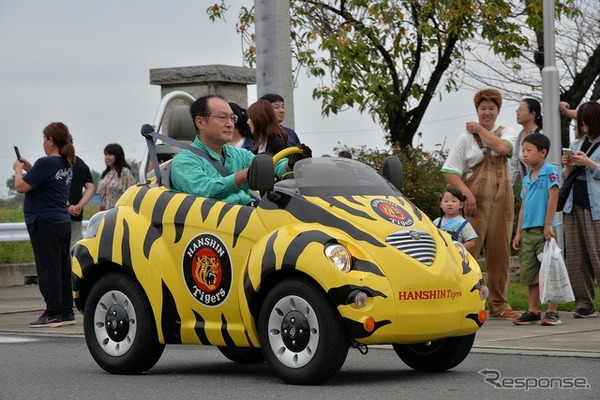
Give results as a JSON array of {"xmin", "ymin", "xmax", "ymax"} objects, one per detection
[
  {"xmin": 441, "ymin": 88, "xmax": 519, "ymax": 319},
  {"xmin": 512, "ymin": 98, "xmax": 543, "ymax": 190}
]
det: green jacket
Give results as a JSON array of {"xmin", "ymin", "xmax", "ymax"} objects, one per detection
[{"xmin": 170, "ymin": 137, "xmax": 287, "ymax": 205}]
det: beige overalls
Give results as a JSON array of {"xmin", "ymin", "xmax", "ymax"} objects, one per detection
[{"xmin": 464, "ymin": 128, "xmax": 515, "ymax": 315}]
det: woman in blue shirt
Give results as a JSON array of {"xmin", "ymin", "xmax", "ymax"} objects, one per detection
[{"xmin": 13, "ymin": 122, "xmax": 76, "ymax": 328}]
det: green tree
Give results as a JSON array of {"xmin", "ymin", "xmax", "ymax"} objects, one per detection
[
  {"xmin": 207, "ymin": 0, "xmax": 576, "ymax": 149},
  {"xmin": 91, "ymin": 169, "xmax": 101, "ymax": 189},
  {"xmin": 335, "ymin": 143, "xmax": 448, "ymax": 219},
  {"xmin": 4, "ymin": 176, "xmax": 25, "ymax": 202},
  {"xmin": 4, "ymin": 176, "xmax": 18, "ymax": 200},
  {"xmin": 460, "ymin": 0, "xmax": 595, "ymax": 146}
]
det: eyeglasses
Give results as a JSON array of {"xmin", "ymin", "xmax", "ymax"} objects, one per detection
[
  {"xmin": 515, "ymin": 108, "xmax": 530, "ymax": 114},
  {"xmin": 203, "ymin": 112, "xmax": 238, "ymax": 124}
]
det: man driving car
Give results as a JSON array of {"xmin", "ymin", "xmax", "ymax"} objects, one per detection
[{"xmin": 170, "ymin": 95, "xmax": 309, "ymax": 205}]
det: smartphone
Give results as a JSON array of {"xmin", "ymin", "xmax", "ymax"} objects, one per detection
[
  {"xmin": 14, "ymin": 146, "xmax": 21, "ymax": 160},
  {"xmin": 562, "ymin": 148, "xmax": 574, "ymax": 154}
]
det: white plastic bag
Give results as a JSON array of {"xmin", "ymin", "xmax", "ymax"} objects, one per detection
[{"xmin": 539, "ymin": 238, "xmax": 575, "ymax": 304}]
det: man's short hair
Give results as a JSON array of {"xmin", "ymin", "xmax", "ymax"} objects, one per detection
[
  {"xmin": 259, "ymin": 93, "xmax": 285, "ymax": 104},
  {"xmin": 189, "ymin": 95, "xmax": 226, "ymax": 132}
]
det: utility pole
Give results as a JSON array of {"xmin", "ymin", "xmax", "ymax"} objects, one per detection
[
  {"xmin": 254, "ymin": 0, "xmax": 295, "ymax": 129},
  {"xmin": 541, "ymin": 0, "xmax": 563, "ymax": 249}
]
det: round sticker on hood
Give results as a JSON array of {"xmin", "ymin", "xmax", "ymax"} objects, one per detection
[
  {"xmin": 370, "ymin": 199, "xmax": 414, "ymax": 227},
  {"xmin": 183, "ymin": 233, "xmax": 232, "ymax": 307}
]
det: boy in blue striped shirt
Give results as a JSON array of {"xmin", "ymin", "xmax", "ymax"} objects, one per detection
[{"xmin": 511, "ymin": 133, "xmax": 561, "ymax": 326}]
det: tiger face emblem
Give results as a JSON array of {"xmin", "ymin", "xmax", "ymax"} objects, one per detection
[
  {"xmin": 380, "ymin": 203, "xmax": 403, "ymax": 218},
  {"xmin": 183, "ymin": 234, "xmax": 232, "ymax": 306},
  {"xmin": 195, "ymin": 255, "xmax": 219, "ymax": 290},
  {"xmin": 371, "ymin": 198, "xmax": 414, "ymax": 227}
]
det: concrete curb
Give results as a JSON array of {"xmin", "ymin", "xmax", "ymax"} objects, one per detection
[{"xmin": 0, "ymin": 263, "xmax": 37, "ymax": 288}]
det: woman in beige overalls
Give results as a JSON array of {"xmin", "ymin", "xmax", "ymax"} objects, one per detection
[{"xmin": 441, "ymin": 89, "xmax": 519, "ymax": 319}]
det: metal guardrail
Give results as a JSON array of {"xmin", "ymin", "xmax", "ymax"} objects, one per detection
[{"xmin": 0, "ymin": 221, "xmax": 88, "ymax": 242}]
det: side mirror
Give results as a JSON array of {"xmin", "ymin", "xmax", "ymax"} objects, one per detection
[
  {"xmin": 248, "ymin": 153, "xmax": 275, "ymax": 192},
  {"xmin": 382, "ymin": 156, "xmax": 403, "ymax": 191}
]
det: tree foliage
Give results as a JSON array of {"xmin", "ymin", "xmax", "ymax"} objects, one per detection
[
  {"xmin": 459, "ymin": 0, "xmax": 595, "ymax": 146},
  {"xmin": 4, "ymin": 176, "xmax": 21, "ymax": 200},
  {"xmin": 335, "ymin": 143, "xmax": 448, "ymax": 220},
  {"xmin": 207, "ymin": 0, "xmax": 574, "ymax": 149}
]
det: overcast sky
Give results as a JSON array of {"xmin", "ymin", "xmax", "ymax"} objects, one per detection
[{"xmin": 0, "ymin": 0, "xmax": 520, "ymax": 197}]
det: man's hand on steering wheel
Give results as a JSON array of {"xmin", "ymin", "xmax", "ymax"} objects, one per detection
[{"xmin": 287, "ymin": 144, "xmax": 312, "ymax": 170}]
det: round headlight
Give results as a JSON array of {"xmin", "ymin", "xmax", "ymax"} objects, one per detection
[
  {"xmin": 324, "ymin": 243, "xmax": 352, "ymax": 273},
  {"xmin": 479, "ymin": 284, "xmax": 490, "ymax": 301},
  {"xmin": 83, "ymin": 211, "xmax": 108, "ymax": 239}
]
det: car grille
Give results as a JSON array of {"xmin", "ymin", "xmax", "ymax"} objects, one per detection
[{"xmin": 385, "ymin": 230, "xmax": 436, "ymax": 265}]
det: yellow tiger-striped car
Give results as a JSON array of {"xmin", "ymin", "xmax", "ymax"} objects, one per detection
[{"xmin": 72, "ymin": 150, "xmax": 488, "ymax": 385}]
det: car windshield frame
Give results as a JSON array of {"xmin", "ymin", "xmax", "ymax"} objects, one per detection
[{"xmin": 291, "ymin": 157, "xmax": 401, "ymax": 197}]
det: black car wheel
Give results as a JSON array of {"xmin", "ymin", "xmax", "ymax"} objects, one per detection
[
  {"xmin": 258, "ymin": 279, "xmax": 348, "ymax": 385},
  {"xmin": 84, "ymin": 272, "xmax": 165, "ymax": 374},
  {"xmin": 217, "ymin": 346, "xmax": 265, "ymax": 364},
  {"xmin": 392, "ymin": 333, "xmax": 476, "ymax": 371}
]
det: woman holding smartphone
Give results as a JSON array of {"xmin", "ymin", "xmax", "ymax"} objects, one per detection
[
  {"xmin": 13, "ymin": 122, "xmax": 76, "ymax": 328},
  {"xmin": 561, "ymin": 101, "xmax": 600, "ymax": 319}
]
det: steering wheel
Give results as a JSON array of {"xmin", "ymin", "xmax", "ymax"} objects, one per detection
[
  {"xmin": 272, "ymin": 146, "xmax": 304, "ymax": 165},
  {"xmin": 272, "ymin": 146, "xmax": 307, "ymax": 180}
]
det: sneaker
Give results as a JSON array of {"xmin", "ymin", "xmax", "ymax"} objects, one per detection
[
  {"xmin": 541, "ymin": 311, "xmax": 562, "ymax": 326},
  {"xmin": 574, "ymin": 308, "xmax": 597, "ymax": 318},
  {"xmin": 61, "ymin": 312, "xmax": 77, "ymax": 326},
  {"xmin": 30, "ymin": 311, "xmax": 63, "ymax": 328},
  {"xmin": 513, "ymin": 311, "xmax": 541, "ymax": 325}
]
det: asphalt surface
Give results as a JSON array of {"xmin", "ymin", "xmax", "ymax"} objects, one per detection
[{"xmin": 1, "ymin": 284, "xmax": 599, "ymax": 358}]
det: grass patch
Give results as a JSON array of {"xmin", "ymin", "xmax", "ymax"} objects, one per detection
[
  {"xmin": 0, "ymin": 204, "xmax": 100, "ymax": 264},
  {"xmin": 0, "ymin": 206, "xmax": 24, "ymax": 222},
  {"xmin": 0, "ymin": 241, "xmax": 34, "ymax": 264},
  {"xmin": 507, "ymin": 282, "xmax": 600, "ymax": 312}
]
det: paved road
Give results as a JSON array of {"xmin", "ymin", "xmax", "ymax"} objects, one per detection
[
  {"xmin": 1, "ymin": 284, "xmax": 599, "ymax": 358},
  {"xmin": 0, "ymin": 334, "xmax": 597, "ymax": 400},
  {"xmin": 1, "ymin": 284, "xmax": 599, "ymax": 399}
]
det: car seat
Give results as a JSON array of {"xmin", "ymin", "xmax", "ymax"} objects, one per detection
[
  {"xmin": 167, "ymin": 105, "xmax": 196, "ymax": 143},
  {"xmin": 149, "ymin": 105, "xmax": 196, "ymax": 189}
]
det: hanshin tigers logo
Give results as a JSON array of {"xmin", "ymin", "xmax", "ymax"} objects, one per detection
[
  {"xmin": 183, "ymin": 233, "xmax": 232, "ymax": 306},
  {"xmin": 370, "ymin": 198, "xmax": 414, "ymax": 227}
]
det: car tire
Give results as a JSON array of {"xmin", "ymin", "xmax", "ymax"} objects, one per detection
[
  {"xmin": 392, "ymin": 333, "xmax": 476, "ymax": 371},
  {"xmin": 84, "ymin": 272, "xmax": 165, "ymax": 374},
  {"xmin": 217, "ymin": 346, "xmax": 265, "ymax": 364},
  {"xmin": 258, "ymin": 279, "xmax": 348, "ymax": 385}
]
